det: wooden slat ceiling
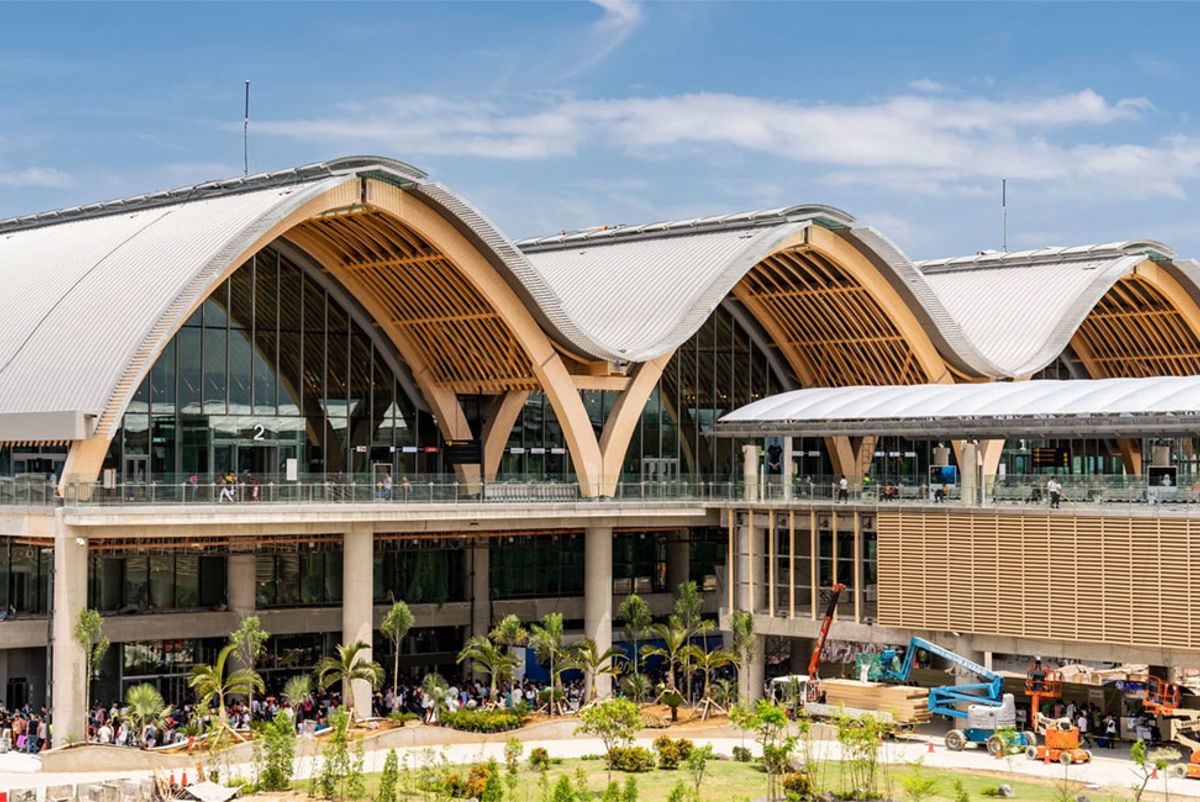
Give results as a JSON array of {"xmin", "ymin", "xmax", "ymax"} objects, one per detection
[
  {"xmin": 737, "ymin": 248, "xmax": 928, "ymax": 386},
  {"xmin": 288, "ymin": 210, "xmax": 538, "ymax": 394},
  {"xmin": 1073, "ymin": 276, "xmax": 1200, "ymax": 378}
]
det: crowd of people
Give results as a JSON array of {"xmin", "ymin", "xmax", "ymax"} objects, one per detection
[{"xmin": 0, "ymin": 704, "xmax": 49, "ymax": 753}]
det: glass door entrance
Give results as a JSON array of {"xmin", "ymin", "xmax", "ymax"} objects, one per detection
[{"xmin": 234, "ymin": 444, "xmax": 296, "ymax": 480}]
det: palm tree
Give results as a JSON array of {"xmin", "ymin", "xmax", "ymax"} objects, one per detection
[
  {"xmin": 421, "ymin": 672, "xmax": 452, "ymax": 722},
  {"xmin": 528, "ymin": 613, "xmax": 576, "ymax": 716},
  {"xmin": 380, "ymin": 601, "xmax": 415, "ymax": 703},
  {"xmin": 457, "ymin": 635, "xmax": 518, "ymax": 706},
  {"xmin": 730, "ymin": 610, "xmax": 756, "ymax": 702},
  {"xmin": 619, "ymin": 594, "xmax": 652, "ymax": 676},
  {"xmin": 124, "ymin": 683, "xmax": 172, "ymax": 747},
  {"xmin": 188, "ymin": 642, "xmax": 264, "ymax": 735},
  {"xmin": 315, "ymin": 640, "xmax": 384, "ymax": 718},
  {"xmin": 573, "ymin": 637, "xmax": 623, "ymax": 704},
  {"xmin": 282, "ymin": 674, "xmax": 313, "ymax": 712},
  {"xmin": 682, "ymin": 645, "xmax": 738, "ymax": 720},
  {"xmin": 489, "ymin": 614, "xmax": 528, "ymax": 654},
  {"xmin": 641, "ymin": 616, "xmax": 689, "ymax": 697}
]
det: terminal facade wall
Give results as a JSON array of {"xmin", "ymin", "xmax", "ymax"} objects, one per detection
[{"xmin": 876, "ymin": 508, "xmax": 1196, "ymax": 651}]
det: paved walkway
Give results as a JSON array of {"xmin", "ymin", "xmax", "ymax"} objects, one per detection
[{"xmin": 3, "ymin": 730, "xmax": 1198, "ymax": 799}]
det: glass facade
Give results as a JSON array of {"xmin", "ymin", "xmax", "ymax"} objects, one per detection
[
  {"xmin": 102, "ymin": 246, "xmax": 443, "ymax": 484},
  {"xmin": 256, "ymin": 547, "xmax": 343, "ymax": 608},
  {"xmin": 0, "ymin": 539, "xmax": 51, "ymax": 615},
  {"xmin": 490, "ymin": 533, "xmax": 584, "ymax": 599},
  {"xmin": 374, "ymin": 540, "xmax": 465, "ymax": 605},
  {"xmin": 88, "ymin": 551, "xmax": 226, "ymax": 612},
  {"xmin": 612, "ymin": 531, "xmax": 667, "ymax": 595},
  {"xmin": 688, "ymin": 527, "xmax": 728, "ymax": 591},
  {"xmin": 628, "ymin": 304, "xmax": 788, "ymax": 480}
]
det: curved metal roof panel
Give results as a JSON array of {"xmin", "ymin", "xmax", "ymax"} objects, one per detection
[
  {"xmin": 519, "ymin": 220, "xmax": 813, "ymax": 362},
  {"xmin": 0, "ymin": 176, "xmax": 351, "ymax": 433}
]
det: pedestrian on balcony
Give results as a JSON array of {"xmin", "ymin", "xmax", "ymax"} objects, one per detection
[
  {"xmin": 837, "ymin": 475, "xmax": 848, "ymax": 502},
  {"xmin": 1047, "ymin": 476, "xmax": 1062, "ymax": 509}
]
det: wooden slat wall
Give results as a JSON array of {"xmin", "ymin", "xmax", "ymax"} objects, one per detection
[{"xmin": 877, "ymin": 509, "xmax": 1198, "ymax": 650}]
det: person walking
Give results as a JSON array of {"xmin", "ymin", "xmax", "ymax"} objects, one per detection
[{"xmin": 1047, "ymin": 475, "xmax": 1063, "ymax": 509}]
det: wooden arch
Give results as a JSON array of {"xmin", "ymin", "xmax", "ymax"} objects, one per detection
[
  {"xmin": 730, "ymin": 225, "xmax": 954, "ymax": 479},
  {"xmin": 1070, "ymin": 259, "xmax": 1200, "ymax": 474},
  {"xmin": 62, "ymin": 179, "xmax": 608, "ymax": 496}
]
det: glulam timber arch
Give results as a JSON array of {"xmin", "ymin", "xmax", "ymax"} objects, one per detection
[
  {"xmin": 731, "ymin": 225, "xmax": 954, "ymax": 479},
  {"xmin": 1069, "ymin": 259, "xmax": 1200, "ymax": 474},
  {"xmin": 62, "ymin": 178, "xmax": 608, "ymax": 496}
]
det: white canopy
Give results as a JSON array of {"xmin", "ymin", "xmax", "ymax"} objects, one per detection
[{"xmin": 715, "ymin": 376, "xmax": 1200, "ymax": 438}]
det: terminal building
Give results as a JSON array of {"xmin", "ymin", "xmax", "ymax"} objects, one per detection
[{"xmin": 2, "ymin": 156, "xmax": 1199, "ymax": 742}]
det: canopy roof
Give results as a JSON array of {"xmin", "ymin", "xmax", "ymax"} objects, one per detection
[{"xmin": 715, "ymin": 375, "xmax": 1200, "ymax": 438}]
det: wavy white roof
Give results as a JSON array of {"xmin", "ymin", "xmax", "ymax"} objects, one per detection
[{"xmin": 0, "ymin": 153, "xmax": 1193, "ymax": 443}]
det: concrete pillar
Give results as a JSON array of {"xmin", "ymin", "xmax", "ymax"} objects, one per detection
[
  {"xmin": 51, "ymin": 514, "xmax": 88, "ymax": 745},
  {"xmin": 471, "ymin": 541, "xmax": 490, "ymax": 639},
  {"xmin": 666, "ymin": 531, "xmax": 690, "ymax": 594},
  {"xmin": 782, "ymin": 437, "xmax": 794, "ymax": 501},
  {"xmin": 960, "ymin": 441, "xmax": 979, "ymax": 506},
  {"xmin": 341, "ymin": 524, "xmax": 375, "ymax": 716},
  {"xmin": 584, "ymin": 526, "xmax": 613, "ymax": 699},
  {"xmin": 227, "ymin": 552, "xmax": 256, "ymax": 617},
  {"xmin": 735, "ymin": 516, "xmax": 767, "ymax": 702},
  {"xmin": 742, "ymin": 444, "xmax": 759, "ymax": 501}
]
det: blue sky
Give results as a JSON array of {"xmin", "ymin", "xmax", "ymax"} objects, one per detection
[{"xmin": 3, "ymin": 1, "xmax": 1200, "ymax": 258}]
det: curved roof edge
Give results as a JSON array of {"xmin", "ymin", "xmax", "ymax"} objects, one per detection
[{"xmin": 0, "ymin": 155, "xmax": 426, "ymax": 235}]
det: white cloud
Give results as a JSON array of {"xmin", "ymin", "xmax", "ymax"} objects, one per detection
[
  {"xmin": 908, "ymin": 78, "xmax": 951, "ymax": 93},
  {"xmin": 253, "ymin": 87, "xmax": 1200, "ymax": 198},
  {"xmin": 0, "ymin": 166, "xmax": 73, "ymax": 188},
  {"xmin": 563, "ymin": 0, "xmax": 644, "ymax": 77}
]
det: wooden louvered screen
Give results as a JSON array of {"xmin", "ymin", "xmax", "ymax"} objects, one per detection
[{"xmin": 877, "ymin": 509, "xmax": 1200, "ymax": 650}]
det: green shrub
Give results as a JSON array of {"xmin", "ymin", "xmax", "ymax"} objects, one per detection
[
  {"xmin": 979, "ymin": 787, "xmax": 1001, "ymax": 798},
  {"xmin": 258, "ymin": 710, "xmax": 296, "ymax": 791},
  {"xmin": 375, "ymin": 751, "xmax": 398, "ymax": 802},
  {"xmin": 386, "ymin": 711, "xmax": 418, "ymax": 726},
  {"xmin": 602, "ymin": 781, "xmax": 621, "ymax": 802},
  {"xmin": 621, "ymin": 775, "xmax": 639, "ymax": 802},
  {"xmin": 732, "ymin": 745, "xmax": 753, "ymax": 762},
  {"xmin": 666, "ymin": 779, "xmax": 690, "ymax": 802},
  {"xmin": 952, "ymin": 779, "xmax": 971, "ymax": 802},
  {"xmin": 782, "ymin": 770, "xmax": 812, "ymax": 800},
  {"xmin": 528, "ymin": 747, "xmax": 552, "ymax": 770},
  {"xmin": 439, "ymin": 709, "xmax": 528, "ymax": 733},
  {"xmin": 608, "ymin": 746, "xmax": 656, "ymax": 773},
  {"xmin": 552, "ymin": 775, "xmax": 575, "ymax": 802},
  {"xmin": 480, "ymin": 760, "xmax": 503, "ymax": 802},
  {"xmin": 464, "ymin": 764, "xmax": 490, "ymax": 800},
  {"xmin": 652, "ymin": 735, "xmax": 694, "ymax": 769}
]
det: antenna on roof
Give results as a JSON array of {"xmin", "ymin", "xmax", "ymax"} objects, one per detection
[
  {"xmin": 243, "ymin": 80, "xmax": 251, "ymax": 176},
  {"xmin": 1001, "ymin": 177, "xmax": 1007, "ymax": 252}
]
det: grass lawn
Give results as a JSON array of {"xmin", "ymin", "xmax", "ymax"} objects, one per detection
[{"xmin": 342, "ymin": 755, "xmax": 1146, "ymax": 802}]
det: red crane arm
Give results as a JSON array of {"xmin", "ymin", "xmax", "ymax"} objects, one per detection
[{"xmin": 807, "ymin": 582, "xmax": 846, "ymax": 679}]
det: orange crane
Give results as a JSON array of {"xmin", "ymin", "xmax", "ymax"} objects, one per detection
[
  {"xmin": 1139, "ymin": 677, "xmax": 1200, "ymax": 779},
  {"xmin": 806, "ymin": 582, "xmax": 846, "ymax": 701}
]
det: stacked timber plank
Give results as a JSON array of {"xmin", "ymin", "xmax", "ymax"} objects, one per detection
[{"xmin": 821, "ymin": 679, "xmax": 932, "ymax": 724}]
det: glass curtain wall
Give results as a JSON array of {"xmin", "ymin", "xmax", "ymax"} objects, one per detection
[
  {"xmin": 0, "ymin": 538, "xmax": 51, "ymax": 615},
  {"xmin": 102, "ymin": 246, "xmax": 443, "ymax": 483},
  {"xmin": 627, "ymin": 303, "xmax": 787, "ymax": 481}
]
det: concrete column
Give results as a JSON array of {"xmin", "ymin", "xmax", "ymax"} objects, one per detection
[
  {"xmin": 584, "ymin": 526, "xmax": 613, "ymax": 699},
  {"xmin": 742, "ymin": 444, "xmax": 759, "ymax": 501},
  {"xmin": 666, "ymin": 531, "xmax": 690, "ymax": 594},
  {"xmin": 471, "ymin": 540, "xmax": 490, "ymax": 639},
  {"xmin": 782, "ymin": 437, "xmax": 794, "ymax": 501},
  {"xmin": 227, "ymin": 552, "xmax": 256, "ymax": 617},
  {"xmin": 342, "ymin": 524, "xmax": 375, "ymax": 716},
  {"xmin": 1151, "ymin": 445, "xmax": 1170, "ymax": 468},
  {"xmin": 51, "ymin": 514, "xmax": 89, "ymax": 745},
  {"xmin": 960, "ymin": 441, "xmax": 979, "ymax": 506},
  {"xmin": 735, "ymin": 517, "xmax": 767, "ymax": 702}
]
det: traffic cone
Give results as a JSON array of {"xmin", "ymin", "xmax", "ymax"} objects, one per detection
[
  {"xmin": 1043, "ymin": 749, "xmax": 1049, "ymax": 765},
  {"xmin": 170, "ymin": 772, "xmax": 176, "ymax": 786},
  {"xmin": 1152, "ymin": 768, "xmax": 1159, "ymax": 780},
  {"xmin": 928, "ymin": 740, "xmax": 935, "ymax": 753},
  {"xmin": 181, "ymin": 772, "xmax": 188, "ymax": 787}
]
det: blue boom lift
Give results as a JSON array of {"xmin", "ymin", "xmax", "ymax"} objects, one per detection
[{"xmin": 877, "ymin": 637, "xmax": 1034, "ymax": 752}]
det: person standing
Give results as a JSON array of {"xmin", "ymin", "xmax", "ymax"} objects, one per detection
[
  {"xmin": 1047, "ymin": 475, "xmax": 1062, "ymax": 509},
  {"xmin": 837, "ymin": 475, "xmax": 849, "ymax": 502},
  {"xmin": 1076, "ymin": 711, "xmax": 1090, "ymax": 747}
]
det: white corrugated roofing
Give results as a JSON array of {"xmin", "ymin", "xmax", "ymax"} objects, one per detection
[
  {"xmin": 915, "ymin": 242, "xmax": 1176, "ymax": 377},
  {"xmin": 719, "ymin": 374, "xmax": 1200, "ymax": 428}
]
